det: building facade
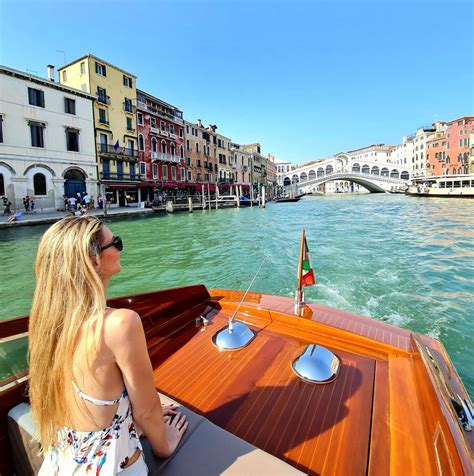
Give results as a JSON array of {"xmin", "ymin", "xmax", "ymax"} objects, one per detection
[
  {"xmin": 58, "ymin": 55, "xmax": 139, "ymax": 206},
  {"xmin": 0, "ymin": 65, "xmax": 96, "ymax": 211},
  {"xmin": 137, "ymin": 90, "xmax": 185, "ymax": 200},
  {"xmin": 444, "ymin": 116, "xmax": 473, "ymax": 175}
]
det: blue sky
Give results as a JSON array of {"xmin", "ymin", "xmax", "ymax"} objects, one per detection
[{"xmin": 1, "ymin": 0, "xmax": 472, "ymax": 163}]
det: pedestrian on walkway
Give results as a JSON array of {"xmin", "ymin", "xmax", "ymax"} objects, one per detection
[
  {"xmin": 23, "ymin": 196, "xmax": 30, "ymax": 214},
  {"xmin": 30, "ymin": 199, "xmax": 36, "ymax": 213},
  {"xmin": 3, "ymin": 200, "xmax": 12, "ymax": 216}
]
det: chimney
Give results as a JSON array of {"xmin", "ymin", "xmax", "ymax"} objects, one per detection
[
  {"xmin": 197, "ymin": 119, "xmax": 203, "ymax": 128},
  {"xmin": 47, "ymin": 65, "xmax": 55, "ymax": 82}
]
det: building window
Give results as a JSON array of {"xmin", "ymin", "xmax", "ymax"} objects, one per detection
[
  {"xmin": 186, "ymin": 125, "xmax": 189, "ymax": 134},
  {"xmin": 179, "ymin": 127, "xmax": 183, "ymax": 138},
  {"xmin": 196, "ymin": 143, "xmax": 199, "ymax": 153},
  {"xmin": 123, "ymin": 75, "xmax": 132, "ymax": 87},
  {"xmin": 187, "ymin": 170, "xmax": 192, "ymax": 181},
  {"xmin": 97, "ymin": 87, "xmax": 108, "ymax": 104},
  {"xmin": 33, "ymin": 173, "xmax": 47, "ymax": 195},
  {"xmin": 62, "ymin": 70, "xmax": 67, "ymax": 82},
  {"xmin": 30, "ymin": 122, "xmax": 44, "ymax": 148},
  {"xmin": 95, "ymin": 62, "xmax": 107, "ymax": 76},
  {"xmin": 161, "ymin": 141, "xmax": 167, "ymax": 154},
  {"xmin": 124, "ymin": 97, "xmax": 133, "ymax": 113},
  {"xmin": 138, "ymin": 134, "xmax": 144, "ymax": 151},
  {"xmin": 160, "ymin": 121, "xmax": 167, "ymax": 132},
  {"xmin": 0, "ymin": 116, "xmax": 3, "ymax": 143},
  {"xmin": 186, "ymin": 157, "xmax": 191, "ymax": 166},
  {"xmin": 152, "ymin": 138, "xmax": 157, "ymax": 153},
  {"xmin": 152, "ymin": 164, "xmax": 158, "ymax": 178},
  {"xmin": 170, "ymin": 143, "xmax": 175, "ymax": 156},
  {"xmin": 64, "ymin": 97, "xmax": 76, "ymax": 115},
  {"xmin": 80, "ymin": 62, "xmax": 85, "ymax": 74},
  {"xmin": 150, "ymin": 117, "xmax": 157, "ymax": 128},
  {"xmin": 140, "ymin": 162, "xmax": 146, "ymax": 175},
  {"xmin": 186, "ymin": 139, "xmax": 190, "ymax": 151},
  {"xmin": 137, "ymin": 112, "xmax": 143, "ymax": 125},
  {"xmin": 180, "ymin": 145, "xmax": 184, "ymax": 158},
  {"xmin": 169, "ymin": 124, "xmax": 175, "ymax": 135},
  {"xmin": 126, "ymin": 117, "xmax": 133, "ymax": 131},
  {"xmin": 99, "ymin": 108, "xmax": 108, "ymax": 124},
  {"xmin": 171, "ymin": 166, "xmax": 177, "ymax": 180},
  {"xmin": 66, "ymin": 128, "xmax": 79, "ymax": 152},
  {"xmin": 162, "ymin": 165, "xmax": 168, "ymax": 179},
  {"xmin": 28, "ymin": 88, "xmax": 45, "ymax": 107},
  {"xmin": 180, "ymin": 168, "xmax": 185, "ymax": 181}
]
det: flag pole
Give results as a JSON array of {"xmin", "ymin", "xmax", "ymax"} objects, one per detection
[{"xmin": 295, "ymin": 228, "xmax": 305, "ymax": 315}]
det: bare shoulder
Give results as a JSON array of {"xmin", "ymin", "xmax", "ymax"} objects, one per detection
[{"xmin": 104, "ymin": 308, "xmax": 144, "ymax": 346}]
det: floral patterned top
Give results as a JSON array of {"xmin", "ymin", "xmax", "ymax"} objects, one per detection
[{"xmin": 38, "ymin": 383, "xmax": 143, "ymax": 475}]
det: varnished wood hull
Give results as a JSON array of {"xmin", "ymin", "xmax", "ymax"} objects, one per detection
[{"xmin": 0, "ymin": 285, "xmax": 473, "ymax": 475}]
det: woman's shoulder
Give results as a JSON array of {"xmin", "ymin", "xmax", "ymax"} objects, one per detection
[{"xmin": 103, "ymin": 308, "xmax": 143, "ymax": 344}]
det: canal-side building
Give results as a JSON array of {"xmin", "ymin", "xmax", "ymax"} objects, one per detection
[
  {"xmin": 469, "ymin": 129, "xmax": 474, "ymax": 174},
  {"xmin": 241, "ymin": 143, "xmax": 268, "ymax": 195},
  {"xmin": 0, "ymin": 65, "xmax": 96, "ymax": 211},
  {"xmin": 444, "ymin": 116, "xmax": 473, "ymax": 175},
  {"xmin": 58, "ymin": 55, "xmax": 139, "ymax": 206},
  {"xmin": 184, "ymin": 119, "xmax": 217, "ymax": 187},
  {"xmin": 137, "ymin": 90, "xmax": 185, "ymax": 200},
  {"xmin": 230, "ymin": 143, "xmax": 252, "ymax": 191},
  {"xmin": 390, "ymin": 135, "xmax": 414, "ymax": 168},
  {"xmin": 347, "ymin": 144, "xmax": 394, "ymax": 163},
  {"xmin": 216, "ymin": 132, "xmax": 233, "ymax": 184},
  {"xmin": 426, "ymin": 131, "xmax": 447, "ymax": 176}
]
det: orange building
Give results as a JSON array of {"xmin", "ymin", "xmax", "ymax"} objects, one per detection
[
  {"xmin": 426, "ymin": 132, "xmax": 447, "ymax": 176},
  {"xmin": 444, "ymin": 116, "xmax": 473, "ymax": 175}
]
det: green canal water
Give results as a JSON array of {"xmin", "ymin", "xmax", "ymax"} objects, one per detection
[{"xmin": 1, "ymin": 194, "xmax": 473, "ymax": 398}]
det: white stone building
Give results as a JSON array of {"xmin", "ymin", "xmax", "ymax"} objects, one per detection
[
  {"xmin": 390, "ymin": 135, "xmax": 414, "ymax": 168},
  {"xmin": 0, "ymin": 65, "xmax": 97, "ymax": 211}
]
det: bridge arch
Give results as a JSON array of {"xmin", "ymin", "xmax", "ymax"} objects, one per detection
[
  {"xmin": 362, "ymin": 164, "xmax": 370, "ymax": 174},
  {"xmin": 300, "ymin": 172, "xmax": 308, "ymax": 182},
  {"xmin": 390, "ymin": 169, "xmax": 399, "ymax": 179},
  {"xmin": 352, "ymin": 163, "xmax": 360, "ymax": 173},
  {"xmin": 381, "ymin": 167, "xmax": 389, "ymax": 177},
  {"xmin": 292, "ymin": 174, "xmax": 299, "ymax": 184},
  {"xmin": 308, "ymin": 170, "xmax": 316, "ymax": 181},
  {"xmin": 317, "ymin": 167, "xmax": 324, "ymax": 177},
  {"xmin": 301, "ymin": 174, "xmax": 386, "ymax": 193},
  {"xmin": 401, "ymin": 171, "xmax": 409, "ymax": 180},
  {"xmin": 325, "ymin": 165, "xmax": 333, "ymax": 175},
  {"xmin": 371, "ymin": 166, "xmax": 379, "ymax": 175}
]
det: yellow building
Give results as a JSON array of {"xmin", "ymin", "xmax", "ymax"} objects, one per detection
[{"xmin": 58, "ymin": 55, "xmax": 139, "ymax": 206}]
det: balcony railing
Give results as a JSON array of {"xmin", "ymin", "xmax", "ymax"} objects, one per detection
[
  {"xmin": 151, "ymin": 152, "xmax": 181, "ymax": 163},
  {"xmin": 150, "ymin": 127, "xmax": 159, "ymax": 135},
  {"xmin": 100, "ymin": 172, "xmax": 141, "ymax": 181},
  {"xmin": 97, "ymin": 143, "xmax": 139, "ymax": 159},
  {"xmin": 97, "ymin": 94, "xmax": 110, "ymax": 105},
  {"xmin": 136, "ymin": 102, "xmax": 184, "ymax": 124},
  {"xmin": 160, "ymin": 130, "xmax": 169, "ymax": 137},
  {"xmin": 169, "ymin": 132, "xmax": 177, "ymax": 139}
]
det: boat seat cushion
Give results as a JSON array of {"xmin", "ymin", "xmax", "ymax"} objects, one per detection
[
  {"xmin": 7, "ymin": 402, "xmax": 43, "ymax": 476},
  {"xmin": 143, "ymin": 393, "xmax": 305, "ymax": 475}
]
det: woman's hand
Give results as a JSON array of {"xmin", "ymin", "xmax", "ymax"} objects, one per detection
[
  {"xmin": 163, "ymin": 412, "xmax": 188, "ymax": 457},
  {"xmin": 162, "ymin": 403, "xmax": 177, "ymax": 417}
]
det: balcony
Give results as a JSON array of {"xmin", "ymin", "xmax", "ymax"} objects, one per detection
[
  {"xmin": 97, "ymin": 143, "xmax": 139, "ymax": 159},
  {"xmin": 100, "ymin": 172, "xmax": 141, "ymax": 181},
  {"xmin": 97, "ymin": 94, "xmax": 110, "ymax": 105},
  {"xmin": 160, "ymin": 130, "xmax": 169, "ymax": 137},
  {"xmin": 169, "ymin": 132, "xmax": 177, "ymax": 139},
  {"xmin": 152, "ymin": 152, "xmax": 181, "ymax": 163},
  {"xmin": 150, "ymin": 127, "xmax": 159, "ymax": 135},
  {"xmin": 123, "ymin": 102, "xmax": 136, "ymax": 114}
]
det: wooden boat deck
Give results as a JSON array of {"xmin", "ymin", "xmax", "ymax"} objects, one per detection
[{"xmin": 154, "ymin": 312, "xmax": 374, "ymax": 475}]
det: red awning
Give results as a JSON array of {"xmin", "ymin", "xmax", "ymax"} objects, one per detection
[
  {"xmin": 137, "ymin": 182, "xmax": 160, "ymax": 188},
  {"xmin": 106, "ymin": 183, "xmax": 137, "ymax": 189}
]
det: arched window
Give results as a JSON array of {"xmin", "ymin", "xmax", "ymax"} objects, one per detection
[
  {"xmin": 180, "ymin": 145, "xmax": 184, "ymax": 158},
  {"xmin": 151, "ymin": 138, "xmax": 157, "ymax": 153},
  {"xmin": 0, "ymin": 173, "xmax": 4, "ymax": 196},
  {"xmin": 33, "ymin": 173, "xmax": 47, "ymax": 195},
  {"xmin": 161, "ymin": 141, "xmax": 167, "ymax": 154},
  {"xmin": 317, "ymin": 167, "xmax": 324, "ymax": 177},
  {"xmin": 400, "ymin": 171, "xmax": 409, "ymax": 180},
  {"xmin": 390, "ymin": 169, "xmax": 399, "ymax": 179},
  {"xmin": 170, "ymin": 143, "xmax": 176, "ymax": 156},
  {"xmin": 292, "ymin": 174, "xmax": 299, "ymax": 184},
  {"xmin": 362, "ymin": 165, "xmax": 370, "ymax": 174},
  {"xmin": 381, "ymin": 167, "xmax": 389, "ymax": 177},
  {"xmin": 352, "ymin": 163, "xmax": 360, "ymax": 173},
  {"xmin": 138, "ymin": 134, "xmax": 144, "ymax": 151},
  {"xmin": 371, "ymin": 166, "xmax": 379, "ymax": 175},
  {"xmin": 325, "ymin": 165, "xmax": 333, "ymax": 174},
  {"xmin": 300, "ymin": 172, "xmax": 307, "ymax": 182},
  {"xmin": 283, "ymin": 177, "xmax": 291, "ymax": 186},
  {"xmin": 308, "ymin": 170, "xmax": 316, "ymax": 181}
]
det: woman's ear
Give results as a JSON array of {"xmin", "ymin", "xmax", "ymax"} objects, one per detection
[{"xmin": 90, "ymin": 254, "xmax": 100, "ymax": 268}]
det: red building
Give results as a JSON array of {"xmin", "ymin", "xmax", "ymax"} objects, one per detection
[
  {"xmin": 426, "ymin": 132, "xmax": 447, "ymax": 176},
  {"xmin": 136, "ymin": 89, "xmax": 185, "ymax": 201},
  {"xmin": 444, "ymin": 116, "xmax": 473, "ymax": 175}
]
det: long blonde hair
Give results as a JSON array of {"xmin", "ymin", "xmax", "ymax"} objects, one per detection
[{"xmin": 29, "ymin": 216, "xmax": 106, "ymax": 450}]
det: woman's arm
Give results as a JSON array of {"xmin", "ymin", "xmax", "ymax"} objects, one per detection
[{"xmin": 107, "ymin": 309, "xmax": 188, "ymax": 457}]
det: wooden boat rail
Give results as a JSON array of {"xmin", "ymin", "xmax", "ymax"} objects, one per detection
[{"xmin": 0, "ymin": 285, "xmax": 473, "ymax": 475}]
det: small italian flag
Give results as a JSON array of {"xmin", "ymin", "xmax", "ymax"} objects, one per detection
[{"xmin": 301, "ymin": 233, "xmax": 315, "ymax": 287}]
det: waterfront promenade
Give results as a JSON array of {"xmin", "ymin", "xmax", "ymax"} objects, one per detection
[{"xmin": 0, "ymin": 206, "xmax": 153, "ymax": 228}]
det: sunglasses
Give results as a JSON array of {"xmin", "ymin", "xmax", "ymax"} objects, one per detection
[{"xmin": 100, "ymin": 235, "xmax": 123, "ymax": 252}]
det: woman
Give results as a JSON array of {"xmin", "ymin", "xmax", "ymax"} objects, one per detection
[{"xmin": 29, "ymin": 216, "xmax": 188, "ymax": 474}]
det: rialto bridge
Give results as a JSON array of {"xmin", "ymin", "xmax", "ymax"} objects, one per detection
[{"xmin": 282, "ymin": 154, "xmax": 410, "ymax": 193}]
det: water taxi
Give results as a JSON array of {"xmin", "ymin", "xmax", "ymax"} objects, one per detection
[
  {"xmin": 407, "ymin": 174, "xmax": 474, "ymax": 198},
  {"xmin": 1, "ymin": 233, "xmax": 473, "ymax": 475}
]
